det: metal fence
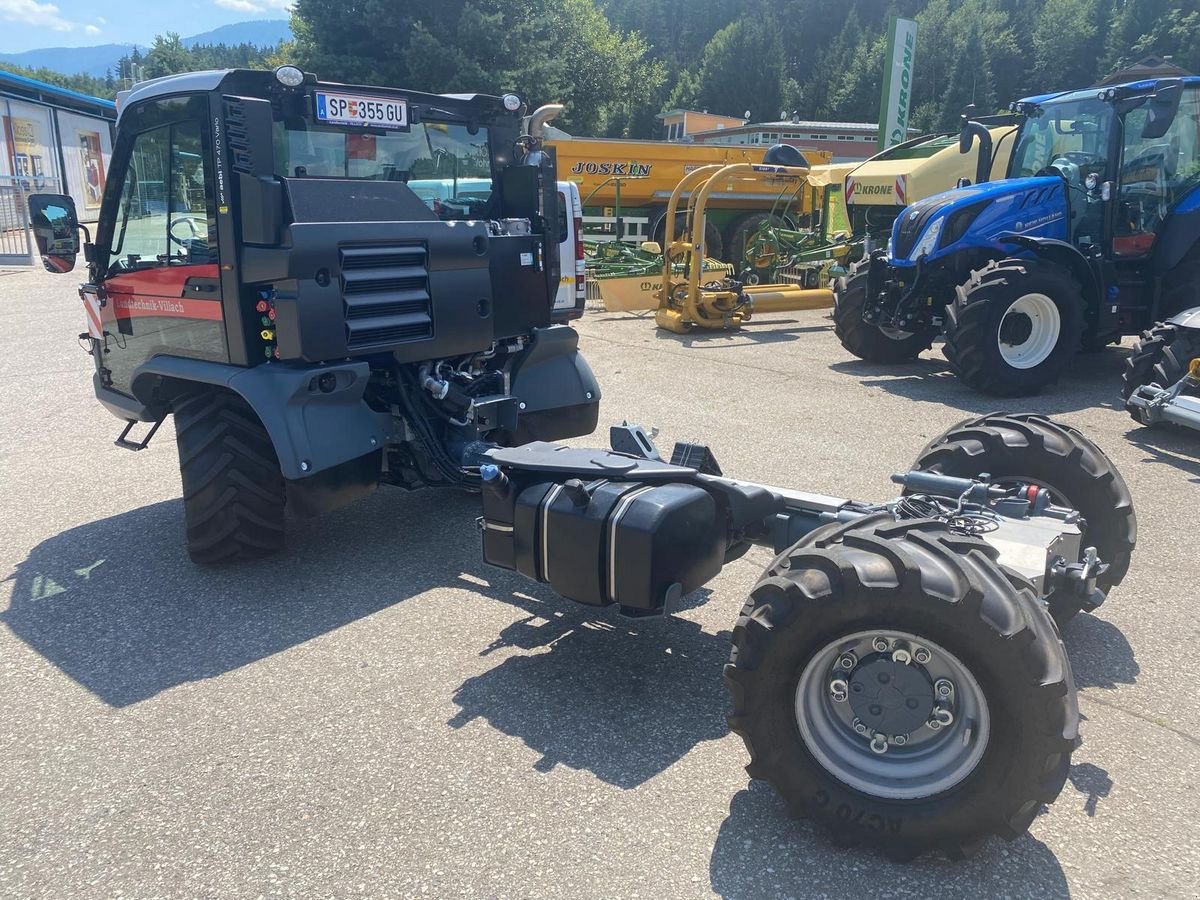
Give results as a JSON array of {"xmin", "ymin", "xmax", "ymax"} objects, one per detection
[{"xmin": 0, "ymin": 175, "xmax": 64, "ymax": 267}]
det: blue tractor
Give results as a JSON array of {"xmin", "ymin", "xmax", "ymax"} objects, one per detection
[{"xmin": 835, "ymin": 77, "xmax": 1200, "ymax": 395}]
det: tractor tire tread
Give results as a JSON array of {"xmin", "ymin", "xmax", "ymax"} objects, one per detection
[
  {"xmin": 175, "ymin": 391, "xmax": 285, "ymax": 565},
  {"xmin": 724, "ymin": 515, "xmax": 1077, "ymax": 860}
]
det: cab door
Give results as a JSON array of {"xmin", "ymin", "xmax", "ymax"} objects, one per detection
[
  {"xmin": 1113, "ymin": 87, "xmax": 1200, "ymax": 260},
  {"xmin": 97, "ymin": 100, "xmax": 228, "ymax": 397}
]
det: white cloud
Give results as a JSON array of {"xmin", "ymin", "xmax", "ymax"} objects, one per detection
[
  {"xmin": 96, "ymin": 16, "xmax": 106, "ymax": 24},
  {"xmin": 84, "ymin": 23, "xmax": 99, "ymax": 34},
  {"xmin": 213, "ymin": 0, "xmax": 291, "ymax": 11},
  {"xmin": 0, "ymin": 0, "xmax": 74, "ymax": 32}
]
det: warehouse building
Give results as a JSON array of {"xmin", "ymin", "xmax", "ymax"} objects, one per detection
[{"xmin": 0, "ymin": 70, "xmax": 116, "ymax": 264}]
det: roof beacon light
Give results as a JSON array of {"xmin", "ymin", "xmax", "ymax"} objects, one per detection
[
  {"xmin": 275, "ymin": 66, "xmax": 305, "ymax": 88},
  {"xmin": 502, "ymin": 93, "xmax": 522, "ymax": 113}
]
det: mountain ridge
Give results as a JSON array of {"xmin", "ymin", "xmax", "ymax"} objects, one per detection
[{"xmin": 0, "ymin": 20, "xmax": 291, "ymax": 79}]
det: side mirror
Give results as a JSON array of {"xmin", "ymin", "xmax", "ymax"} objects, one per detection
[
  {"xmin": 28, "ymin": 193, "xmax": 80, "ymax": 273},
  {"xmin": 640, "ymin": 241, "xmax": 662, "ymax": 255},
  {"xmin": 1142, "ymin": 81, "xmax": 1183, "ymax": 140},
  {"xmin": 956, "ymin": 177, "xmax": 972, "ymax": 189}
]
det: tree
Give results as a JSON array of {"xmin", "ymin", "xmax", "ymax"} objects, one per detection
[
  {"xmin": 668, "ymin": 15, "xmax": 786, "ymax": 121},
  {"xmin": 290, "ymin": 0, "xmax": 660, "ymax": 135},
  {"xmin": 941, "ymin": 20, "xmax": 997, "ymax": 128}
]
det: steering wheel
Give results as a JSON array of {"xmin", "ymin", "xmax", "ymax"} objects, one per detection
[{"xmin": 169, "ymin": 216, "xmax": 200, "ymax": 247}]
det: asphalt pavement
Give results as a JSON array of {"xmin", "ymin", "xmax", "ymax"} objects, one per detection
[{"xmin": 1, "ymin": 267, "xmax": 1197, "ymax": 898}]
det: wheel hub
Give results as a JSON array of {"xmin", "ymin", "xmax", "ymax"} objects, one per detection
[
  {"xmin": 847, "ymin": 656, "xmax": 935, "ymax": 735},
  {"xmin": 798, "ymin": 630, "xmax": 990, "ymax": 800},
  {"xmin": 999, "ymin": 312, "xmax": 1033, "ymax": 346}
]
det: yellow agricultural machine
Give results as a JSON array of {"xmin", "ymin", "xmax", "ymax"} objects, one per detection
[{"xmin": 655, "ymin": 146, "xmax": 836, "ymax": 333}]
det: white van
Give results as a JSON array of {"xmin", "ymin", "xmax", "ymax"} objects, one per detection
[{"xmin": 554, "ymin": 180, "xmax": 586, "ymax": 321}]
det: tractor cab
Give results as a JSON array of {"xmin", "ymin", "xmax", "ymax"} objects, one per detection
[
  {"xmin": 1003, "ymin": 79, "xmax": 1199, "ymax": 263},
  {"xmin": 836, "ymin": 76, "xmax": 1200, "ymax": 396}
]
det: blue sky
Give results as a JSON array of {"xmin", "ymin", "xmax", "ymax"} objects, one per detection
[{"xmin": 0, "ymin": 0, "xmax": 289, "ymax": 52}]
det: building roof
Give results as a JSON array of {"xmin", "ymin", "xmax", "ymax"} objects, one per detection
[
  {"xmin": 0, "ymin": 68, "xmax": 115, "ymax": 119},
  {"xmin": 1095, "ymin": 56, "xmax": 1194, "ymax": 86},
  {"xmin": 691, "ymin": 119, "xmax": 892, "ymax": 138}
]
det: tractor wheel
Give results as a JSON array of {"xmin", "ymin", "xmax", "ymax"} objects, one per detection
[
  {"xmin": 174, "ymin": 390, "xmax": 285, "ymax": 564},
  {"xmin": 1160, "ymin": 261, "xmax": 1200, "ymax": 320},
  {"xmin": 728, "ymin": 213, "xmax": 780, "ymax": 272},
  {"xmin": 1123, "ymin": 321, "xmax": 1200, "ymax": 403},
  {"xmin": 911, "ymin": 413, "xmax": 1136, "ymax": 628},
  {"xmin": 833, "ymin": 263, "xmax": 936, "ymax": 363},
  {"xmin": 943, "ymin": 258, "xmax": 1083, "ymax": 396},
  {"xmin": 725, "ymin": 515, "xmax": 1078, "ymax": 861}
]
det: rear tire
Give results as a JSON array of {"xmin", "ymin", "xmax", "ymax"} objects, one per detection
[
  {"xmin": 911, "ymin": 413, "xmax": 1136, "ymax": 627},
  {"xmin": 833, "ymin": 263, "xmax": 936, "ymax": 363},
  {"xmin": 174, "ymin": 390, "xmax": 285, "ymax": 564},
  {"xmin": 1122, "ymin": 322, "xmax": 1200, "ymax": 423},
  {"xmin": 943, "ymin": 259, "xmax": 1082, "ymax": 396},
  {"xmin": 725, "ymin": 516, "xmax": 1078, "ymax": 860}
]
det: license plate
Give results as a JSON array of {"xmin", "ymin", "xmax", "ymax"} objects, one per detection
[{"xmin": 314, "ymin": 91, "xmax": 408, "ymax": 129}]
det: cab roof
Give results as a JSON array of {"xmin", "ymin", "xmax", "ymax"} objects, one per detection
[
  {"xmin": 116, "ymin": 68, "xmax": 504, "ymax": 125},
  {"xmin": 1015, "ymin": 76, "xmax": 1200, "ymax": 110}
]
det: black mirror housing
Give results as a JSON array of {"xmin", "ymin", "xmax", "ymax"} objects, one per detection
[
  {"xmin": 1142, "ymin": 80, "xmax": 1183, "ymax": 140},
  {"xmin": 28, "ymin": 193, "xmax": 81, "ymax": 273}
]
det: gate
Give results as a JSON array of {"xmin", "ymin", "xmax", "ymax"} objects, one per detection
[{"xmin": 0, "ymin": 175, "xmax": 64, "ymax": 267}]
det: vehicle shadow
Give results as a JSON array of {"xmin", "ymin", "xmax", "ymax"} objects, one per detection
[
  {"xmin": 828, "ymin": 345, "xmax": 1131, "ymax": 417},
  {"xmin": 1062, "ymin": 613, "xmax": 1140, "ymax": 691},
  {"xmin": 707, "ymin": 781, "xmax": 1070, "ymax": 899},
  {"xmin": 1, "ymin": 489, "xmax": 535, "ymax": 708},
  {"xmin": 448, "ymin": 587, "xmax": 731, "ymax": 788},
  {"xmin": 1125, "ymin": 424, "xmax": 1200, "ymax": 482}
]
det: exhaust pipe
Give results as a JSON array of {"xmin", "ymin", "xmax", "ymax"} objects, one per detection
[
  {"xmin": 528, "ymin": 103, "xmax": 564, "ymax": 139},
  {"xmin": 958, "ymin": 106, "xmax": 993, "ymax": 186}
]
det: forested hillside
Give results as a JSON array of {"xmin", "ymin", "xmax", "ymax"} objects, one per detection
[
  {"xmin": 289, "ymin": 0, "xmax": 1199, "ymax": 137},
  {"xmin": 598, "ymin": 0, "xmax": 1200, "ymax": 134},
  {"xmin": 8, "ymin": 1, "xmax": 1196, "ymax": 140}
]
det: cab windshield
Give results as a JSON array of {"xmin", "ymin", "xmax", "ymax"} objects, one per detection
[
  {"xmin": 1010, "ymin": 95, "xmax": 1112, "ymax": 181},
  {"xmin": 273, "ymin": 118, "xmax": 494, "ymax": 219}
]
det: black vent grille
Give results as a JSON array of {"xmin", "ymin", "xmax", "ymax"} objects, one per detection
[
  {"xmin": 339, "ymin": 244, "xmax": 433, "ymax": 349},
  {"xmin": 223, "ymin": 99, "xmax": 254, "ymax": 174}
]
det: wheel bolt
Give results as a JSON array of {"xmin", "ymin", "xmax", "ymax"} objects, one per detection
[
  {"xmin": 829, "ymin": 678, "xmax": 848, "ymax": 702},
  {"xmin": 872, "ymin": 637, "xmax": 890, "ymax": 652},
  {"xmin": 893, "ymin": 734, "xmax": 908, "ymax": 746},
  {"xmin": 870, "ymin": 734, "xmax": 889, "ymax": 754},
  {"xmin": 892, "ymin": 648, "xmax": 912, "ymax": 665},
  {"xmin": 837, "ymin": 653, "xmax": 857, "ymax": 670},
  {"xmin": 927, "ymin": 718, "xmax": 943, "ymax": 731},
  {"xmin": 853, "ymin": 719, "xmax": 868, "ymax": 735},
  {"xmin": 914, "ymin": 647, "xmax": 931, "ymax": 664},
  {"xmin": 936, "ymin": 679, "xmax": 954, "ymax": 697}
]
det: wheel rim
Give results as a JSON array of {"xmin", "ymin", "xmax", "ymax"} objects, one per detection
[
  {"xmin": 795, "ymin": 630, "xmax": 990, "ymax": 801},
  {"xmin": 997, "ymin": 293, "xmax": 1060, "ymax": 369}
]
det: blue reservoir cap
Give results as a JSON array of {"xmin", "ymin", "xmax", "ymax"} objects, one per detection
[{"xmin": 480, "ymin": 464, "xmax": 502, "ymax": 482}]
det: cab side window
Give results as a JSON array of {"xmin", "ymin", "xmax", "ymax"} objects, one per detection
[
  {"xmin": 110, "ymin": 119, "xmax": 215, "ymax": 270},
  {"xmin": 1116, "ymin": 88, "xmax": 1200, "ymax": 257}
]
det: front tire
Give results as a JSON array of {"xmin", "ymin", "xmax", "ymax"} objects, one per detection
[
  {"xmin": 175, "ymin": 390, "xmax": 285, "ymax": 564},
  {"xmin": 725, "ymin": 516, "xmax": 1077, "ymax": 860},
  {"xmin": 911, "ymin": 413, "xmax": 1136, "ymax": 627},
  {"xmin": 833, "ymin": 263, "xmax": 936, "ymax": 363},
  {"xmin": 943, "ymin": 259, "xmax": 1083, "ymax": 396}
]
